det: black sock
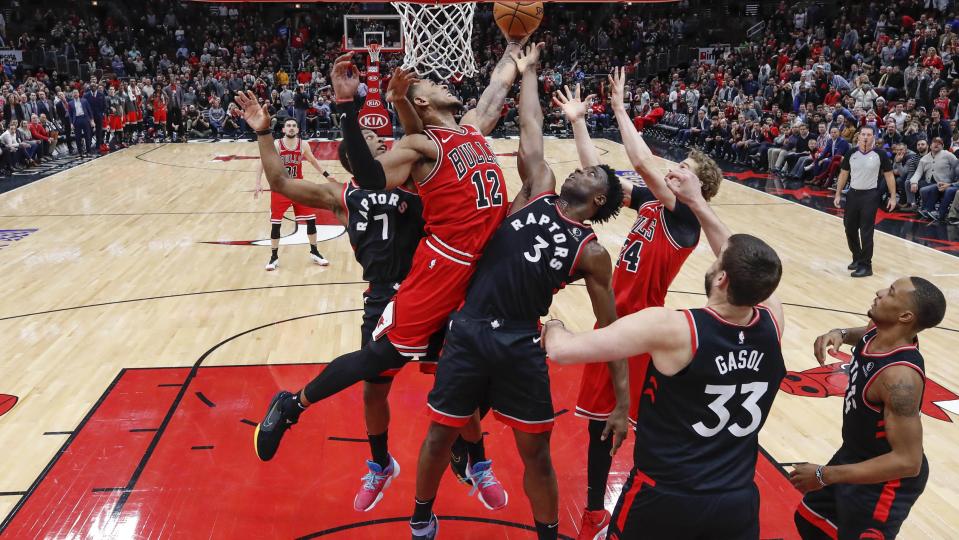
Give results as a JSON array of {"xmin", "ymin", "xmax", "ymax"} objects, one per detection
[
  {"xmin": 411, "ymin": 497, "xmax": 434, "ymax": 524},
  {"xmin": 310, "ymin": 244, "xmax": 320, "ymax": 255},
  {"xmin": 464, "ymin": 437, "xmax": 486, "ymax": 464},
  {"xmin": 586, "ymin": 419, "xmax": 613, "ymax": 511},
  {"xmin": 534, "ymin": 520, "xmax": 559, "ymax": 540},
  {"xmin": 368, "ymin": 431, "xmax": 390, "ymax": 468},
  {"xmin": 270, "ymin": 248, "xmax": 278, "ymax": 260}
]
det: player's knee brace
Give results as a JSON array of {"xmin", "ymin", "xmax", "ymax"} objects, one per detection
[
  {"xmin": 271, "ymin": 223, "xmax": 282, "ymax": 239},
  {"xmin": 306, "ymin": 218, "xmax": 317, "ymax": 235}
]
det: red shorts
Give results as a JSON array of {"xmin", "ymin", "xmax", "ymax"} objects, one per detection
[
  {"xmin": 136, "ymin": 110, "xmax": 144, "ymax": 122},
  {"xmin": 154, "ymin": 110, "xmax": 167, "ymax": 123},
  {"xmin": 126, "ymin": 111, "xmax": 138, "ymax": 124},
  {"xmin": 575, "ymin": 352, "xmax": 651, "ymax": 424},
  {"xmin": 372, "ymin": 234, "xmax": 477, "ymax": 358},
  {"xmin": 107, "ymin": 115, "xmax": 124, "ymax": 130},
  {"xmin": 270, "ymin": 191, "xmax": 316, "ymax": 223}
]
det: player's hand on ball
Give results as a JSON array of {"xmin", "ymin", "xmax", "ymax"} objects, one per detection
[
  {"xmin": 235, "ymin": 90, "xmax": 270, "ymax": 131},
  {"xmin": 331, "ymin": 53, "xmax": 360, "ymax": 102},
  {"xmin": 386, "ymin": 68, "xmax": 418, "ymax": 104},
  {"xmin": 813, "ymin": 330, "xmax": 844, "ymax": 366},
  {"xmin": 509, "ymin": 42, "xmax": 544, "ymax": 73},
  {"xmin": 603, "ymin": 406, "xmax": 629, "ymax": 457},
  {"xmin": 789, "ymin": 463, "xmax": 824, "ymax": 493},
  {"xmin": 552, "ymin": 84, "xmax": 595, "ymax": 123}
]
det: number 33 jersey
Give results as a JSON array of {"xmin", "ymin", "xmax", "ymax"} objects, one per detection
[{"xmin": 634, "ymin": 306, "xmax": 786, "ymax": 492}]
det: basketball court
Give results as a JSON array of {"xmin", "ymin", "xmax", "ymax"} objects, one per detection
[{"xmin": 0, "ymin": 137, "xmax": 957, "ymax": 538}]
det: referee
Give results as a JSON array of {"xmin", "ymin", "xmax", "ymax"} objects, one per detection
[{"xmin": 834, "ymin": 126, "xmax": 896, "ymax": 278}]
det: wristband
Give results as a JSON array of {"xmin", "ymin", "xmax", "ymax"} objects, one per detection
[
  {"xmin": 254, "ymin": 128, "xmax": 272, "ymax": 136},
  {"xmin": 815, "ymin": 465, "xmax": 827, "ymax": 487}
]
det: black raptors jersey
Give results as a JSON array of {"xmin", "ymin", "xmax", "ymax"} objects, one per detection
[
  {"xmin": 462, "ymin": 193, "xmax": 597, "ymax": 320},
  {"xmin": 841, "ymin": 327, "xmax": 926, "ymax": 461},
  {"xmin": 634, "ymin": 306, "xmax": 786, "ymax": 492},
  {"xmin": 342, "ymin": 182, "xmax": 424, "ymax": 284}
]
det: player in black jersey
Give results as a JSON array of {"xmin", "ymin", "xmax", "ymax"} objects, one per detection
[
  {"xmin": 791, "ymin": 277, "xmax": 946, "ymax": 540},
  {"xmin": 544, "ymin": 171, "xmax": 786, "ymax": 540},
  {"xmin": 408, "ymin": 45, "xmax": 628, "ymax": 540}
]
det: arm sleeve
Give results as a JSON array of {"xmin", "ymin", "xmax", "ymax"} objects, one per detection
[
  {"xmin": 662, "ymin": 201, "xmax": 701, "ymax": 248},
  {"xmin": 339, "ymin": 100, "xmax": 386, "ymax": 190},
  {"xmin": 628, "ymin": 185, "xmax": 656, "ymax": 211},
  {"xmin": 840, "ymin": 149, "xmax": 852, "ymax": 171}
]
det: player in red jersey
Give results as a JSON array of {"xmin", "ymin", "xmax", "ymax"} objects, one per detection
[
  {"xmin": 568, "ymin": 68, "xmax": 726, "ymax": 540},
  {"xmin": 237, "ymin": 31, "xmax": 522, "ymax": 509},
  {"xmin": 254, "ymin": 118, "xmax": 334, "ymax": 270}
]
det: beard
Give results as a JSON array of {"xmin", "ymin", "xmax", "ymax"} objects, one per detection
[{"xmin": 704, "ymin": 268, "xmax": 717, "ymax": 297}]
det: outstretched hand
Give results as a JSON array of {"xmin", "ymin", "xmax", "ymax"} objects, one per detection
[
  {"xmin": 608, "ymin": 66, "xmax": 627, "ymax": 111},
  {"xmin": 552, "ymin": 84, "xmax": 595, "ymax": 123},
  {"xmin": 331, "ymin": 53, "xmax": 360, "ymax": 102},
  {"xmin": 665, "ymin": 168, "xmax": 705, "ymax": 206},
  {"xmin": 509, "ymin": 42, "xmax": 545, "ymax": 73},
  {"xmin": 386, "ymin": 68, "xmax": 418, "ymax": 103},
  {"xmin": 234, "ymin": 90, "xmax": 271, "ymax": 132}
]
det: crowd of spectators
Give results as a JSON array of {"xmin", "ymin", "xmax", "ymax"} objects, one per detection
[
  {"xmin": 628, "ymin": 0, "xmax": 959, "ymax": 224},
  {"xmin": 0, "ymin": 0, "xmax": 692, "ymax": 176}
]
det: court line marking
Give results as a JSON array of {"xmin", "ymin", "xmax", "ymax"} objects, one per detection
[{"xmin": 296, "ymin": 515, "xmax": 576, "ymax": 540}]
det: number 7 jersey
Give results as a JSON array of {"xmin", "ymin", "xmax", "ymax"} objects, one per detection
[{"xmin": 634, "ymin": 306, "xmax": 786, "ymax": 492}]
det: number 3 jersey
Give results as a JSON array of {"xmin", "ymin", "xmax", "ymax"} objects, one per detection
[
  {"xmin": 462, "ymin": 192, "xmax": 596, "ymax": 320},
  {"xmin": 634, "ymin": 306, "xmax": 786, "ymax": 492},
  {"xmin": 342, "ymin": 181, "xmax": 424, "ymax": 284}
]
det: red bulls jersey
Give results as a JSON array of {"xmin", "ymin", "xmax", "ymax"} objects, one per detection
[
  {"xmin": 419, "ymin": 124, "xmax": 508, "ymax": 256},
  {"xmin": 612, "ymin": 194, "xmax": 700, "ymax": 313},
  {"xmin": 278, "ymin": 138, "xmax": 304, "ymax": 180}
]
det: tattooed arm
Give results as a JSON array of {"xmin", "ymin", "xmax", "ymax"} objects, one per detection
[
  {"xmin": 790, "ymin": 365, "xmax": 924, "ymax": 492},
  {"xmin": 461, "ymin": 42, "xmax": 524, "ymax": 135}
]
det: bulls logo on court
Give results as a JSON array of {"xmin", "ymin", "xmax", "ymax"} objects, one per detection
[
  {"xmin": 781, "ymin": 350, "xmax": 959, "ymax": 422},
  {"xmin": 0, "ymin": 394, "xmax": 17, "ymax": 418}
]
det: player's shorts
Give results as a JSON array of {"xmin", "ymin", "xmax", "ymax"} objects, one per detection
[
  {"xmin": 575, "ymin": 349, "xmax": 651, "ymax": 424},
  {"xmin": 608, "ymin": 468, "xmax": 759, "ymax": 540},
  {"xmin": 136, "ymin": 110, "xmax": 144, "ymax": 122},
  {"xmin": 373, "ymin": 234, "xmax": 477, "ymax": 358},
  {"xmin": 106, "ymin": 115, "xmax": 124, "ymax": 130},
  {"xmin": 426, "ymin": 310, "xmax": 553, "ymax": 434},
  {"xmin": 154, "ymin": 110, "xmax": 167, "ymax": 123},
  {"xmin": 270, "ymin": 191, "xmax": 316, "ymax": 223},
  {"xmin": 795, "ymin": 450, "xmax": 929, "ymax": 540},
  {"xmin": 126, "ymin": 111, "xmax": 138, "ymax": 124},
  {"xmin": 362, "ymin": 281, "xmax": 445, "ymax": 383}
]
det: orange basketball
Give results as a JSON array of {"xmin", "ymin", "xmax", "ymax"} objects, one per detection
[{"xmin": 493, "ymin": 2, "xmax": 544, "ymax": 42}]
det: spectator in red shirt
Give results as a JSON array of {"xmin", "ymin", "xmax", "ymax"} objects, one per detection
[
  {"xmin": 27, "ymin": 114, "xmax": 52, "ymax": 159},
  {"xmin": 922, "ymin": 47, "xmax": 945, "ymax": 70},
  {"xmin": 824, "ymin": 86, "xmax": 842, "ymax": 106}
]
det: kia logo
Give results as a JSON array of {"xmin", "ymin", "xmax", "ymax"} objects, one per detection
[
  {"xmin": 366, "ymin": 99, "xmax": 382, "ymax": 107},
  {"xmin": 368, "ymin": 87, "xmax": 380, "ymax": 94},
  {"xmin": 360, "ymin": 113, "xmax": 389, "ymax": 129},
  {"xmin": 368, "ymin": 67, "xmax": 379, "ymax": 74},
  {"xmin": 369, "ymin": 75, "xmax": 380, "ymax": 82}
]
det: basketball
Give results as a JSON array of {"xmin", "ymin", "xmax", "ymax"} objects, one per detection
[{"xmin": 493, "ymin": 2, "xmax": 544, "ymax": 42}]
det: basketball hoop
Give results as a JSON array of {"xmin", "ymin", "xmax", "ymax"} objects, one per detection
[
  {"xmin": 367, "ymin": 42, "xmax": 382, "ymax": 64},
  {"xmin": 391, "ymin": 2, "xmax": 477, "ymax": 81}
]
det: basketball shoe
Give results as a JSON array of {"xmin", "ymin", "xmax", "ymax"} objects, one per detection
[
  {"xmin": 466, "ymin": 460, "xmax": 508, "ymax": 510},
  {"xmin": 410, "ymin": 514, "xmax": 439, "ymax": 540},
  {"xmin": 576, "ymin": 509, "xmax": 611, "ymax": 540},
  {"xmin": 265, "ymin": 256, "xmax": 279, "ymax": 271},
  {"xmin": 354, "ymin": 456, "xmax": 401, "ymax": 511},
  {"xmin": 253, "ymin": 390, "xmax": 301, "ymax": 461},
  {"xmin": 449, "ymin": 437, "xmax": 472, "ymax": 485},
  {"xmin": 310, "ymin": 251, "xmax": 329, "ymax": 266}
]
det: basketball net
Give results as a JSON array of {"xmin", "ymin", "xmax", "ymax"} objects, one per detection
[
  {"xmin": 391, "ymin": 2, "xmax": 477, "ymax": 81},
  {"xmin": 367, "ymin": 42, "xmax": 382, "ymax": 64}
]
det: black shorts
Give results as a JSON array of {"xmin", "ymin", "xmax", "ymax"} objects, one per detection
[
  {"xmin": 362, "ymin": 282, "xmax": 444, "ymax": 384},
  {"xmin": 795, "ymin": 451, "xmax": 929, "ymax": 540},
  {"xmin": 427, "ymin": 311, "xmax": 553, "ymax": 433},
  {"xmin": 608, "ymin": 468, "xmax": 759, "ymax": 540}
]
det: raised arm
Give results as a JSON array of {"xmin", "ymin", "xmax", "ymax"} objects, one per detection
[
  {"xmin": 553, "ymin": 84, "xmax": 600, "ymax": 167},
  {"xmin": 461, "ymin": 41, "xmax": 524, "ymax": 134},
  {"xmin": 512, "ymin": 43, "xmax": 553, "ymax": 210},
  {"xmin": 578, "ymin": 241, "xmax": 629, "ymax": 456},
  {"xmin": 386, "ymin": 68, "xmax": 424, "ymax": 135},
  {"xmin": 235, "ymin": 91, "xmax": 345, "ymax": 217},
  {"xmin": 609, "ymin": 67, "xmax": 677, "ymax": 210}
]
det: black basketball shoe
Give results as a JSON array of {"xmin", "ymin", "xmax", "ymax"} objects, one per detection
[
  {"xmin": 254, "ymin": 390, "xmax": 301, "ymax": 461},
  {"xmin": 449, "ymin": 437, "xmax": 472, "ymax": 486}
]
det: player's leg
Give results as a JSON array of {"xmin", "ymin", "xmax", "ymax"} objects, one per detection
[
  {"xmin": 513, "ymin": 429, "xmax": 559, "ymax": 540},
  {"xmin": 574, "ymin": 363, "xmax": 618, "ymax": 538},
  {"xmin": 252, "ymin": 337, "xmax": 408, "ymax": 461},
  {"xmin": 354, "ymin": 376, "xmax": 399, "ymax": 512},
  {"xmin": 794, "ymin": 480, "xmax": 841, "ymax": 539},
  {"xmin": 836, "ymin": 459, "xmax": 928, "ymax": 540},
  {"xmin": 266, "ymin": 193, "xmax": 288, "ymax": 270},
  {"xmin": 293, "ymin": 204, "xmax": 328, "ymax": 265},
  {"xmin": 608, "ymin": 468, "xmax": 672, "ymax": 539}
]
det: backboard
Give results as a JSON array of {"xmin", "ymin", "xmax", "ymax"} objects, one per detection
[{"xmin": 343, "ymin": 14, "xmax": 404, "ymax": 53}]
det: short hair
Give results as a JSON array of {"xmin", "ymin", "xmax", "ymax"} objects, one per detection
[
  {"xmin": 909, "ymin": 277, "xmax": 946, "ymax": 330},
  {"xmin": 720, "ymin": 234, "xmax": 783, "ymax": 306},
  {"xmin": 337, "ymin": 139, "xmax": 353, "ymax": 174},
  {"xmin": 932, "ymin": 136, "xmax": 944, "ymax": 145},
  {"xmin": 284, "ymin": 119, "xmax": 297, "ymax": 126},
  {"xmin": 590, "ymin": 164, "xmax": 624, "ymax": 224},
  {"xmin": 859, "ymin": 125, "xmax": 876, "ymax": 135},
  {"xmin": 687, "ymin": 149, "xmax": 723, "ymax": 201}
]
